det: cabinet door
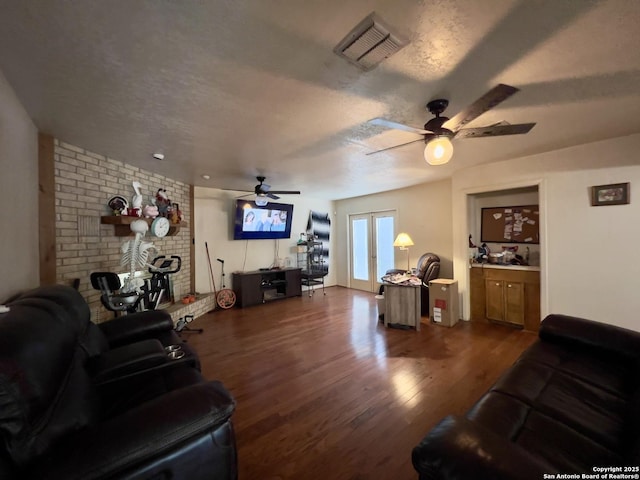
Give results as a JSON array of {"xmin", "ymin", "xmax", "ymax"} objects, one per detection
[
  {"xmin": 385, "ymin": 285, "xmax": 420, "ymax": 330},
  {"xmin": 469, "ymin": 268, "xmax": 486, "ymax": 321},
  {"xmin": 485, "ymin": 280, "xmax": 504, "ymax": 322},
  {"xmin": 286, "ymin": 269, "xmax": 302, "ymax": 297},
  {"xmin": 504, "ymin": 282, "xmax": 524, "ymax": 325},
  {"xmin": 233, "ymin": 273, "xmax": 263, "ymax": 307}
]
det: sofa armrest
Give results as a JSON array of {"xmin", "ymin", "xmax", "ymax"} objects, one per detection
[
  {"xmin": 88, "ymin": 339, "xmax": 169, "ymax": 384},
  {"xmin": 98, "ymin": 310, "xmax": 174, "ymax": 347},
  {"xmin": 32, "ymin": 381, "xmax": 235, "ymax": 480},
  {"xmin": 412, "ymin": 416, "xmax": 552, "ymax": 480},
  {"xmin": 540, "ymin": 314, "xmax": 640, "ymax": 360}
]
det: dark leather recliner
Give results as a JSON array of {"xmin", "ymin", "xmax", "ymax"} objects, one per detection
[
  {"xmin": 0, "ymin": 284, "xmax": 237, "ymax": 480},
  {"xmin": 386, "ymin": 253, "xmax": 440, "ymax": 315}
]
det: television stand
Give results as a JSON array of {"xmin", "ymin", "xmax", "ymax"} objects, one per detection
[{"xmin": 232, "ymin": 268, "xmax": 302, "ymax": 308}]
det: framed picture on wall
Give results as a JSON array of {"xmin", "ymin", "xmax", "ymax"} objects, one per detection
[{"xmin": 590, "ymin": 183, "xmax": 630, "ymax": 206}]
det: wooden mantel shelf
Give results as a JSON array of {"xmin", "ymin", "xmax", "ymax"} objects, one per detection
[{"xmin": 101, "ymin": 215, "xmax": 187, "ymax": 237}]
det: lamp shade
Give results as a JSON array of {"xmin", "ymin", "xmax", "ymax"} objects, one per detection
[
  {"xmin": 424, "ymin": 136, "xmax": 453, "ymax": 166},
  {"xmin": 255, "ymin": 194, "xmax": 268, "ymax": 206},
  {"xmin": 393, "ymin": 232, "xmax": 414, "ymax": 248}
]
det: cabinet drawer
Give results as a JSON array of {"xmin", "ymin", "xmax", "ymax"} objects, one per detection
[{"xmin": 484, "ymin": 268, "xmax": 539, "ymax": 284}]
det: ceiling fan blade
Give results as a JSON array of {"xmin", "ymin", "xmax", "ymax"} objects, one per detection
[
  {"xmin": 369, "ymin": 117, "xmax": 430, "ymax": 135},
  {"xmin": 269, "ymin": 190, "xmax": 301, "ymax": 195},
  {"xmin": 454, "ymin": 122, "xmax": 536, "ymax": 139},
  {"xmin": 251, "ymin": 177, "xmax": 299, "ymax": 198},
  {"xmin": 365, "ymin": 137, "xmax": 425, "ymax": 156},
  {"xmin": 443, "ymin": 84, "xmax": 520, "ymax": 132},
  {"xmin": 218, "ymin": 186, "xmax": 253, "ymax": 193}
]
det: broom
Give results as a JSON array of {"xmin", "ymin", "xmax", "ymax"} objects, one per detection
[{"xmin": 205, "ymin": 242, "xmax": 217, "ymax": 309}]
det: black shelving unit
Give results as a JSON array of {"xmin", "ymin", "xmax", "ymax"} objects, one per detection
[{"xmin": 296, "ymin": 240, "xmax": 327, "ymax": 296}]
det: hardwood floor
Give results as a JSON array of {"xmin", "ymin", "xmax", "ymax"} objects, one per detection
[{"xmin": 184, "ymin": 286, "xmax": 537, "ymax": 480}]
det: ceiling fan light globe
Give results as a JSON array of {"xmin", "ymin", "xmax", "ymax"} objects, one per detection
[
  {"xmin": 424, "ymin": 136, "xmax": 453, "ymax": 166},
  {"xmin": 255, "ymin": 194, "xmax": 269, "ymax": 206}
]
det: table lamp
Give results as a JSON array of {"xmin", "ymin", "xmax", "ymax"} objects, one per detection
[{"xmin": 393, "ymin": 232, "xmax": 414, "ymax": 273}]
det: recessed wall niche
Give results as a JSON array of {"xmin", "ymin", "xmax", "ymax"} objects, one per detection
[{"xmin": 468, "ymin": 186, "xmax": 540, "ymax": 266}]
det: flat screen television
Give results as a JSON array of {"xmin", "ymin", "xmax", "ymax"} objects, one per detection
[{"xmin": 233, "ymin": 199, "xmax": 294, "ymax": 240}]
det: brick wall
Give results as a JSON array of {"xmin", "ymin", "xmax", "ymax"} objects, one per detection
[{"xmin": 54, "ymin": 139, "xmax": 191, "ymax": 323}]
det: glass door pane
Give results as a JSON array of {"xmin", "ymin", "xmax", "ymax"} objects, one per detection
[
  {"xmin": 349, "ymin": 211, "xmax": 396, "ymax": 292},
  {"xmin": 352, "ymin": 217, "xmax": 369, "ymax": 280},
  {"xmin": 375, "ymin": 214, "xmax": 395, "ymax": 281},
  {"xmin": 349, "ymin": 214, "xmax": 371, "ymax": 291}
]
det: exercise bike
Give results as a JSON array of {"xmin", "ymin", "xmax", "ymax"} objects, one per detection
[
  {"xmin": 129, "ymin": 254, "xmax": 203, "ymax": 334},
  {"xmin": 91, "ymin": 255, "xmax": 182, "ymax": 318},
  {"xmin": 142, "ymin": 255, "xmax": 182, "ymax": 310}
]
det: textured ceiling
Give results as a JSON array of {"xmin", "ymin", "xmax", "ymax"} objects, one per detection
[{"xmin": 1, "ymin": 0, "xmax": 639, "ymax": 199}]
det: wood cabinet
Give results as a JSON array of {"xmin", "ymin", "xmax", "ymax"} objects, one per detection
[
  {"xmin": 485, "ymin": 278, "xmax": 524, "ymax": 325},
  {"xmin": 470, "ymin": 266, "xmax": 540, "ymax": 331},
  {"xmin": 232, "ymin": 268, "xmax": 302, "ymax": 308},
  {"xmin": 384, "ymin": 284, "xmax": 421, "ymax": 331}
]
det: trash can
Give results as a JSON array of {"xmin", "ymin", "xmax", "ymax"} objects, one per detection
[
  {"xmin": 428, "ymin": 279, "xmax": 459, "ymax": 327},
  {"xmin": 375, "ymin": 294, "xmax": 385, "ymax": 319}
]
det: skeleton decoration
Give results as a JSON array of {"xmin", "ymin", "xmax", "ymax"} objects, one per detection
[{"xmin": 120, "ymin": 219, "xmax": 157, "ymax": 293}]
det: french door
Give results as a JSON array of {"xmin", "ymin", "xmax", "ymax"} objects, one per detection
[{"xmin": 349, "ymin": 211, "xmax": 396, "ymax": 292}]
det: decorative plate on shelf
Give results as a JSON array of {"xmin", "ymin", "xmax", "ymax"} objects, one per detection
[{"xmin": 108, "ymin": 195, "xmax": 129, "ymax": 213}]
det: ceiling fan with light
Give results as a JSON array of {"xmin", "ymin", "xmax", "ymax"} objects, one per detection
[
  {"xmin": 241, "ymin": 176, "xmax": 301, "ymax": 206},
  {"xmin": 367, "ymin": 84, "xmax": 536, "ymax": 165}
]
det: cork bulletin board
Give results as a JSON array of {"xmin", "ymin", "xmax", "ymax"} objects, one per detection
[{"xmin": 481, "ymin": 205, "xmax": 539, "ymax": 244}]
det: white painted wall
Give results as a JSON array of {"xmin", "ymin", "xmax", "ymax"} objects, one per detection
[
  {"xmin": 0, "ymin": 70, "xmax": 38, "ymax": 302},
  {"xmin": 194, "ymin": 187, "xmax": 336, "ymax": 293},
  {"xmin": 334, "ymin": 179, "xmax": 453, "ymax": 288},
  {"xmin": 453, "ymin": 134, "xmax": 640, "ymax": 331}
]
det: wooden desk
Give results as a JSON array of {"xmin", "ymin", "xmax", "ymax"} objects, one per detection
[{"xmin": 383, "ymin": 283, "xmax": 421, "ymax": 331}]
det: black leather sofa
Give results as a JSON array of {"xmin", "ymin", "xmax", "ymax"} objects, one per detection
[
  {"xmin": 412, "ymin": 314, "xmax": 640, "ymax": 479},
  {"xmin": 0, "ymin": 284, "xmax": 237, "ymax": 480}
]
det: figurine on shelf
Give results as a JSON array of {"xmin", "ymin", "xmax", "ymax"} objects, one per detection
[
  {"xmin": 170, "ymin": 203, "xmax": 182, "ymax": 224},
  {"xmin": 142, "ymin": 204, "xmax": 159, "ymax": 218},
  {"xmin": 107, "ymin": 195, "xmax": 128, "ymax": 216},
  {"xmin": 154, "ymin": 188, "xmax": 171, "ymax": 217},
  {"xmin": 129, "ymin": 181, "xmax": 143, "ymax": 217}
]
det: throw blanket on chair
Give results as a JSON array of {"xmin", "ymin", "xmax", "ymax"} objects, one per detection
[{"xmin": 306, "ymin": 210, "xmax": 330, "ymax": 275}]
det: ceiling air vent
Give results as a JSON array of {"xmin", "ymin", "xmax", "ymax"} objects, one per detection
[{"xmin": 334, "ymin": 13, "xmax": 407, "ymax": 71}]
